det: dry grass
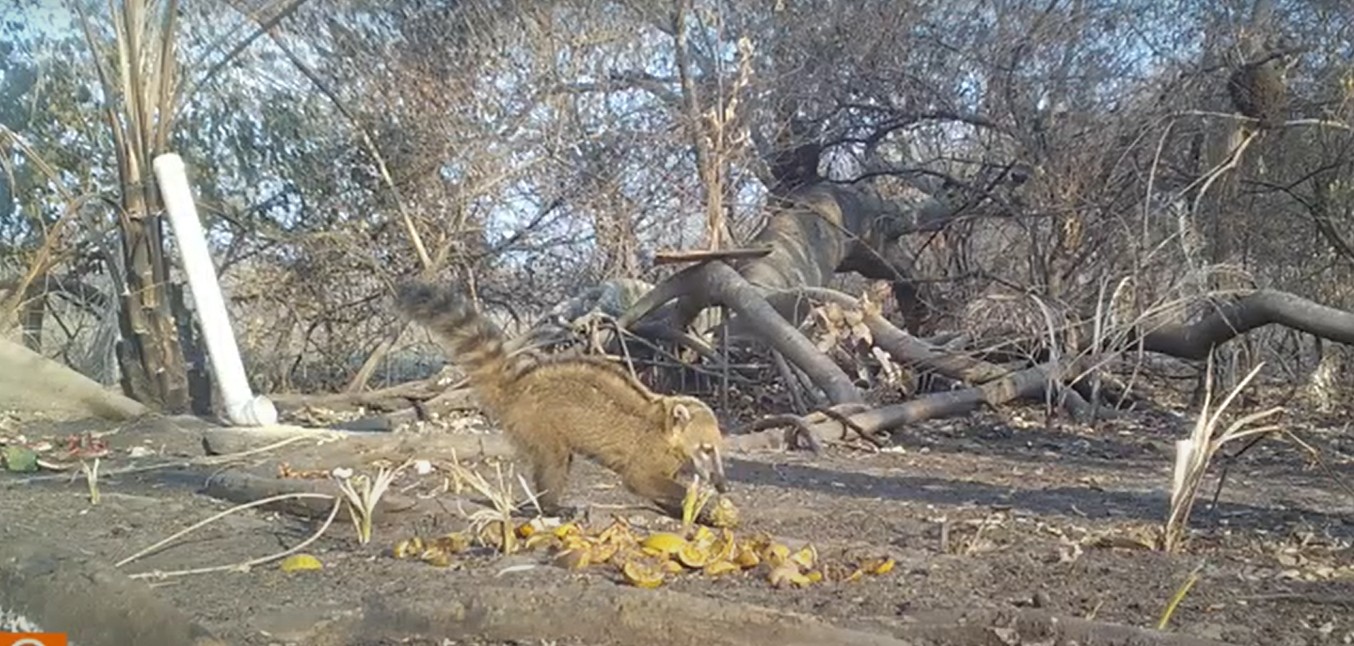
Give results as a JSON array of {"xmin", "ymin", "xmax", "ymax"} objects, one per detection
[
  {"xmin": 1163, "ymin": 353, "xmax": 1284, "ymax": 552},
  {"xmin": 444, "ymin": 452, "xmax": 543, "ymax": 555},
  {"xmin": 336, "ymin": 459, "xmax": 413, "ymax": 545}
]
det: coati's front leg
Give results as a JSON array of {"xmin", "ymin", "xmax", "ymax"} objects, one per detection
[
  {"xmin": 519, "ymin": 438, "xmax": 573, "ymax": 515},
  {"xmin": 621, "ymin": 469, "xmax": 691, "ymax": 520}
]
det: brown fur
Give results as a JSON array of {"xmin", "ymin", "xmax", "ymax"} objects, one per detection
[
  {"xmin": 396, "ymin": 282, "xmax": 727, "ymax": 519},
  {"xmin": 1228, "ymin": 59, "xmax": 1287, "ymax": 130}
]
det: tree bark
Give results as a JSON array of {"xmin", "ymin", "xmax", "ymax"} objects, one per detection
[{"xmin": 114, "ymin": 185, "xmax": 190, "ymax": 413}]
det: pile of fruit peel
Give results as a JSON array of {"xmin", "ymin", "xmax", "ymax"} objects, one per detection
[{"xmin": 393, "ymin": 517, "xmax": 895, "ymax": 590}]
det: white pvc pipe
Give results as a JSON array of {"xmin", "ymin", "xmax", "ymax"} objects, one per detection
[{"xmin": 154, "ymin": 153, "xmax": 277, "ymax": 427}]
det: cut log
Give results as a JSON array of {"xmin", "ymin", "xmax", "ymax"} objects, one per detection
[{"xmin": 201, "ymin": 425, "xmax": 514, "ymax": 463}]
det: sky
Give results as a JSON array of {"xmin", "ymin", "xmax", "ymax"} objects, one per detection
[{"xmin": 4, "ymin": 0, "xmax": 74, "ymax": 36}]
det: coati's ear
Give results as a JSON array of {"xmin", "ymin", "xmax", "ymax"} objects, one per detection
[
  {"xmin": 670, "ymin": 402, "xmax": 692, "ymax": 425},
  {"xmin": 667, "ymin": 401, "xmax": 692, "ymax": 443}
]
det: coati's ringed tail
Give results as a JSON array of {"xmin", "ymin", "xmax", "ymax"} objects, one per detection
[{"xmin": 395, "ymin": 282, "xmax": 514, "ymax": 408}]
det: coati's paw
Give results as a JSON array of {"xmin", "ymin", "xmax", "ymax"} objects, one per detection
[
  {"xmin": 550, "ymin": 504, "xmax": 586, "ymax": 522},
  {"xmin": 533, "ymin": 503, "xmax": 583, "ymax": 522}
]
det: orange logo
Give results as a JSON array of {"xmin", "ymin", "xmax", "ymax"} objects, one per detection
[{"xmin": 0, "ymin": 634, "xmax": 69, "ymax": 646}]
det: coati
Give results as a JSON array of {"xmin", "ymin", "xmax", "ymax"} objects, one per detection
[
  {"xmin": 396, "ymin": 281, "xmax": 728, "ymax": 520},
  {"xmin": 1227, "ymin": 55, "xmax": 1288, "ymax": 130}
]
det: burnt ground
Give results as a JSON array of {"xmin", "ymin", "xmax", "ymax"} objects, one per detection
[{"xmin": 1, "ymin": 398, "xmax": 1352, "ymax": 646}]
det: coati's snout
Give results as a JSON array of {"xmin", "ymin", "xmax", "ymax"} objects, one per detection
[{"xmin": 691, "ymin": 443, "xmax": 728, "ymax": 493}]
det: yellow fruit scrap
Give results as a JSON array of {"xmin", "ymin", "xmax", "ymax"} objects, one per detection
[
  {"xmin": 524, "ymin": 532, "xmax": 560, "ymax": 551},
  {"xmin": 708, "ymin": 496, "xmax": 740, "ymax": 528},
  {"xmin": 641, "ymin": 532, "xmax": 689, "ymax": 557},
  {"xmin": 689, "ymin": 525, "xmax": 716, "ymax": 547},
  {"xmin": 393, "ymin": 537, "xmax": 425, "ymax": 559},
  {"xmin": 832, "ymin": 555, "xmax": 896, "ymax": 583},
  {"xmin": 559, "ymin": 533, "xmax": 592, "ymax": 552},
  {"xmin": 279, "ymin": 554, "xmax": 323, "ymax": 572},
  {"xmin": 711, "ymin": 529, "xmax": 737, "ymax": 562},
  {"xmin": 702, "ymin": 559, "xmax": 741, "ymax": 577},
  {"xmin": 590, "ymin": 540, "xmax": 620, "ymax": 565},
  {"xmin": 553, "ymin": 522, "xmax": 582, "ymax": 540},
  {"xmin": 681, "ymin": 478, "xmax": 716, "ymax": 527},
  {"xmin": 622, "ymin": 559, "xmax": 667, "ymax": 588},
  {"xmin": 768, "ymin": 562, "xmax": 813, "ymax": 589},
  {"xmin": 393, "ymin": 514, "xmax": 898, "ymax": 588},
  {"xmin": 762, "ymin": 542, "xmax": 791, "ymax": 567},
  {"xmin": 789, "ymin": 544, "xmax": 818, "ymax": 569},
  {"xmin": 393, "ymin": 529, "xmax": 486, "ymax": 568},
  {"xmin": 609, "ymin": 547, "xmax": 647, "ymax": 569},
  {"xmin": 431, "ymin": 531, "xmax": 471, "ymax": 554},
  {"xmin": 676, "ymin": 543, "xmax": 710, "ymax": 569},
  {"xmin": 596, "ymin": 518, "xmax": 635, "ymax": 544},
  {"xmin": 734, "ymin": 545, "xmax": 761, "ymax": 569},
  {"xmin": 742, "ymin": 532, "xmax": 772, "ymax": 553},
  {"xmin": 477, "ymin": 519, "xmax": 517, "ymax": 553},
  {"xmin": 421, "ymin": 549, "xmax": 456, "ymax": 568},
  {"xmin": 865, "ymin": 556, "xmax": 896, "ymax": 575}
]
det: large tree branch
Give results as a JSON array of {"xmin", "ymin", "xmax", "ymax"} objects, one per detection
[{"xmin": 1134, "ymin": 290, "xmax": 1354, "ymax": 360}]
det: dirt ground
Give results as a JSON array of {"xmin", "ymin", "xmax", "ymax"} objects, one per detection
[{"xmin": 2, "ymin": 396, "xmax": 1352, "ymax": 646}]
